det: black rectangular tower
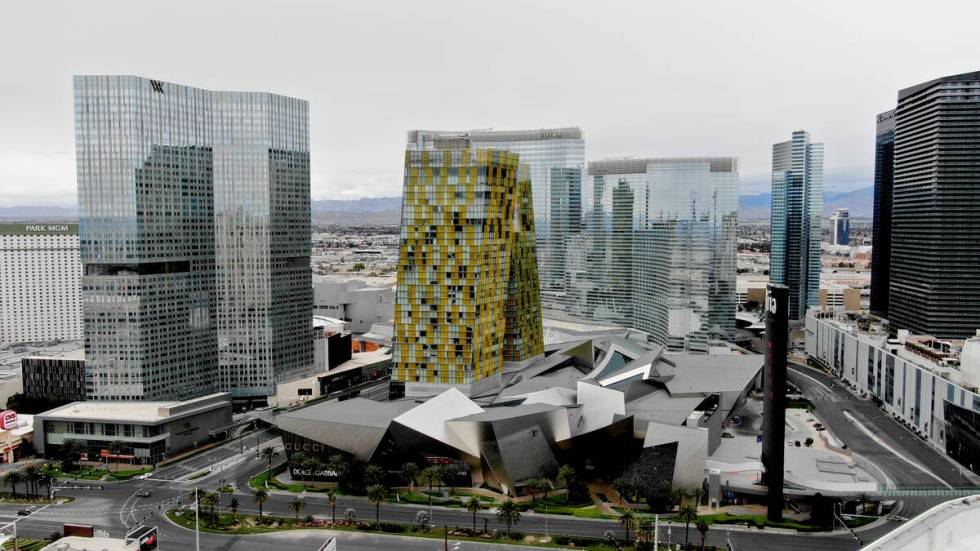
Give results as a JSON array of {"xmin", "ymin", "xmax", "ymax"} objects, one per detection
[{"xmin": 761, "ymin": 283, "xmax": 788, "ymax": 522}]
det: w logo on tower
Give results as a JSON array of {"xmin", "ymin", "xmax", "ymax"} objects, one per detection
[{"xmin": 149, "ymin": 80, "xmax": 165, "ymax": 93}]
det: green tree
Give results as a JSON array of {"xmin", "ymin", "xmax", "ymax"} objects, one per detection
[
  {"xmin": 364, "ymin": 464, "xmax": 385, "ymax": 487},
  {"xmin": 253, "ymin": 489, "xmax": 268, "ymax": 517},
  {"xmin": 201, "ymin": 492, "xmax": 219, "ymax": 525},
  {"xmin": 60, "ymin": 439, "xmax": 82, "ymax": 472},
  {"xmin": 678, "ymin": 503, "xmax": 699, "ymax": 550},
  {"xmin": 326, "ymin": 488, "xmax": 338, "ymax": 523},
  {"xmin": 290, "ymin": 452, "xmax": 309, "ymax": 481},
  {"xmin": 351, "ymin": 262, "xmax": 366, "ymax": 272},
  {"xmin": 701, "ymin": 478, "xmax": 710, "ymax": 506},
  {"xmin": 401, "ymin": 462, "xmax": 419, "ymax": 493},
  {"xmin": 23, "ymin": 465, "xmax": 39, "ymax": 498},
  {"xmin": 495, "ymin": 499, "xmax": 521, "ymax": 536},
  {"xmin": 327, "ymin": 454, "xmax": 349, "ymax": 490},
  {"xmin": 367, "ymin": 484, "xmax": 387, "ymax": 528},
  {"xmin": 415, "ymin": 510, "xmax": 430, "ymax": 532},
  {"xmin": 618, "ymin": 508, "xmax": 637, "ymax": 542},
  {"xmin": 636, "ymin": 518, "xmax": 655, "ymax": 543},
  {"xmin": 4, "ymin": 470, "xmax": 22, "ymax": 499},
  {"xmin": 289, "ymin": 497, "xmax": 305, "ymax": 521},
  {"xmin": 260, "ymin": 447, "xmax": 278, "ymax": 487},
  {"xmin": 344, "ymin": 508, "xmax": 356, "ymax": 523},
  {"xmin": 697, "ymin": 519, "xmax": 709, "ymax": 551},
  {"xmin": 465, "ymin": 495, "xmax": 482, "ymax": 533},
  {"xmin": 229, "ymin": 495, "xmax": 240, "ymax": 521},
  {"xmin": 419, "ymin": 466, "xmax": 440, "ymax": 492}
]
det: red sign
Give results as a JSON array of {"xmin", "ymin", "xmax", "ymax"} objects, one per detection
[{"xmin": 0, "ymin": 411, "xmax": 17, "ymax": 430}]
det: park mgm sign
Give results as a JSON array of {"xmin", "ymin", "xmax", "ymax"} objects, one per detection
[{"xmin": 0, "ymin": 223, "xmax": 78, "ymax": 235}]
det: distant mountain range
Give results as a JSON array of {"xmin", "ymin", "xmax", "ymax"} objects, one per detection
[
  {"xmin": 2, "ymin": 187, "xmax": 873, "ymax": 224},
  {"xmin": 738, "ymin": 186, "xmax": 874, "ymax": 220}
]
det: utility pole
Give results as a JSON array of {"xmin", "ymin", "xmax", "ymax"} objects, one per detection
[
  {"xmin": 654, "ymin": 514, "xmax": 659, "ymax": 550},
  {"xmin": 443, "ymin": 524, "xmax": 448, "ymax": 550}
]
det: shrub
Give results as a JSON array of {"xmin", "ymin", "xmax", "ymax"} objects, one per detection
[
  {"xmin": 379, "ymin": 522, "xmax": 404, "ymax": 533},
  {"xmin": 507, "ymin": 532, "xmax": 525, "ymax": 541}
]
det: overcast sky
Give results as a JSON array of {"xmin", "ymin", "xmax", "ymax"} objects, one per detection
[{"xmin": 1, "ymin": 0, "xmax": 978, "ymax": 205}]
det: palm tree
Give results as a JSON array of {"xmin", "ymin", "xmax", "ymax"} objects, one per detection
[
  {"xmin": 201, "ymin": 492, "xmax": 219, "ymax": 525},
  {"xmin": 291, "ymin": 452, "xmax": 309, "ymax": 482},
  {"xmin": 556, "ymin": 464, "xmax": 576, "ymax": 489},
  {"xmin": 60, "ymin": 439, "xmax": 82, "ymax": 472},
  {"xmin": 678, "ymin": 503, "xmax": 699, "ymax": 550},
  {"xmin": 618, "ymin": 508, "xmax": 637, "ymax": 542},
  {"xmin": 524, "ymin": 479, "xmax": 546, "ymax": 503},
  {"xmin": 419, "ymin": 466, "xmax": 440, "ymax": 492},
  {"xmin": 23, "ymin": 465, "xmax": 39, "ymax": 498},
  {"xmin": 4, "ymin": 470, "xmax": 22, "ymax": 499},
  {"xmin": 401, "ymin": 462, "xmax": 419, "ymax": 493},
  {"xmin": 260, "ymin": 447, "xmax": 278, "ymax": 486},
  {"xmin": 253, "ymin": 489, "xmax": 269, "ymax": 517},
  {"xmin": 367, "ymin": 484, "xmax": 386, "ymax": 528},
  {"xmin": 289, "ymin": 497, "xmax": 305, "ymax": 521},
  {"xmin": 466, "ymin": 495, "xmax": 482, "ymax": 533},
  {"xmin": 364, "ymin": 464, "xmax": 385, "ymax": 487},
  {"xmin": 496, "ymin": 499, "xmax": 521, "ymax": 537},
  {"xmin": 636, "ymin": 518, "xmax": 655, "ymax": 543},
  {"xmin": 326, "ymin": 488, "xmax": 338, "ymax": 523},
  {"xmin": 327, "ymin": 454, "xmax": 348, "ymax": 487},
  {"xmin": 230, "ymin": 496, "xmax": 240, "ymax": 521},
  {"xmin": 672, "ymin": 487, "xmax": 689, "ymax": 510},
  {"xmin": 696, "ymin": 519, "xmax": 709, "ymax": 551}
]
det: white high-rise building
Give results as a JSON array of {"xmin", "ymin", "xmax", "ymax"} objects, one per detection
[{"xmin": 0, "ymin": 223, "xmax": 83, "ymax": 345}]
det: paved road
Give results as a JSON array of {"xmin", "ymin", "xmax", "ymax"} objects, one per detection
[
  {"xmin": 787, "ymin": 362, "xmax": 976, "ymax": 488},
  {"xmin": 152, "ymin": 427, "xmax": 281, "ymax": 481}
]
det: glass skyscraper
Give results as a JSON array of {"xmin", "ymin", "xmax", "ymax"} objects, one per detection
[
  {"xmin": 586, "ymin": 157, "xmax": 739, "ymax": 351},
  {"xmin": 407, "ymin": 129, "xmax": 584, "ymax": 320},
  {"xmin": 392, "ymin": 148, "xmax": 543, "ymax": 395},
  {"xmin": 870, "ymin": 110, "xmax": 895, "ymax": 318},
  {"xmin": 75, "ymin": 76, "xmax": 312, "ymax": 401},
  {"xmin": 770, "ymin": 130, "xmax": 823, "ymax": 321},
  {"xmin": 888, "ymin": 71, "xmax": 980, "ymax": 338}
]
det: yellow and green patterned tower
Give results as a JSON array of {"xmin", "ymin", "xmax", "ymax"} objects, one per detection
[{"xmin": 393, "ymin": 148, "xmax": 543, "ymax": 393}]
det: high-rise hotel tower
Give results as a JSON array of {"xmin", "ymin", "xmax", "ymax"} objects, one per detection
[
  {"xmin": 407, "ymin": 129, "xmax": 584, "ymax": 321},
  {"xmin": 770, "ymin": 130, "xmax": 823, "ymax": 321},
  {"xmin": 392, "ymin": 147, "xmax": 543, "ymax": 395},
  {"xmin": 887, "ymin": 71, "xmax": 980, "ymax": 338},
  {"xmin": 74, "ymin": 76, "xmax": 312, "ymax": 401}
]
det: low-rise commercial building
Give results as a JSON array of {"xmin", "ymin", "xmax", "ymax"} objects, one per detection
[
  {"xmin": 35, "ymin": 393, "xmax": 232, "ymax": 466},
  {"xmin": 806, "ymin": 310, "xmax": 980, "ymax": 474},
  {"xmin": 277, "ymin": 335, "xmax": 760, "ymax": 496}
]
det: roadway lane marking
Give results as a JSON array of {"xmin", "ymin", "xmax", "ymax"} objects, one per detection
[{"xmin": 842, "ymin": 410, "xmax": 953, "ymax": 489}]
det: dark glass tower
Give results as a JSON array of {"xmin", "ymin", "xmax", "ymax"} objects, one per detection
[
  {"xmin": 889, "ymin": 71, "xmax": 980, "ymax": 338},
  {"xmin": 870, "ymin": 110, "xmax": 895, "ymax": 318}
]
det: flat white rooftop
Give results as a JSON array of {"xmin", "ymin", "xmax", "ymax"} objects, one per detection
[{"xmin": 40, "ymin": 393, "xmax": 229, "ymax": 423}]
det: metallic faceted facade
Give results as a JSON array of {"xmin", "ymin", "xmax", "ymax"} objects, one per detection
[
  {"xmin": 770, "ymin": 130, "xmax": 823, "ymax": 321},
  {"xmin": 74, "ymin": 75, "xmax": 312, "ymax": 401},
  {"xmin": 888, "ymin": 71, "xmax": 980, "ymax": 339},
  {"xmin": 392, "ymin": 149, "xmax": 543, "ymax": 387}
]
